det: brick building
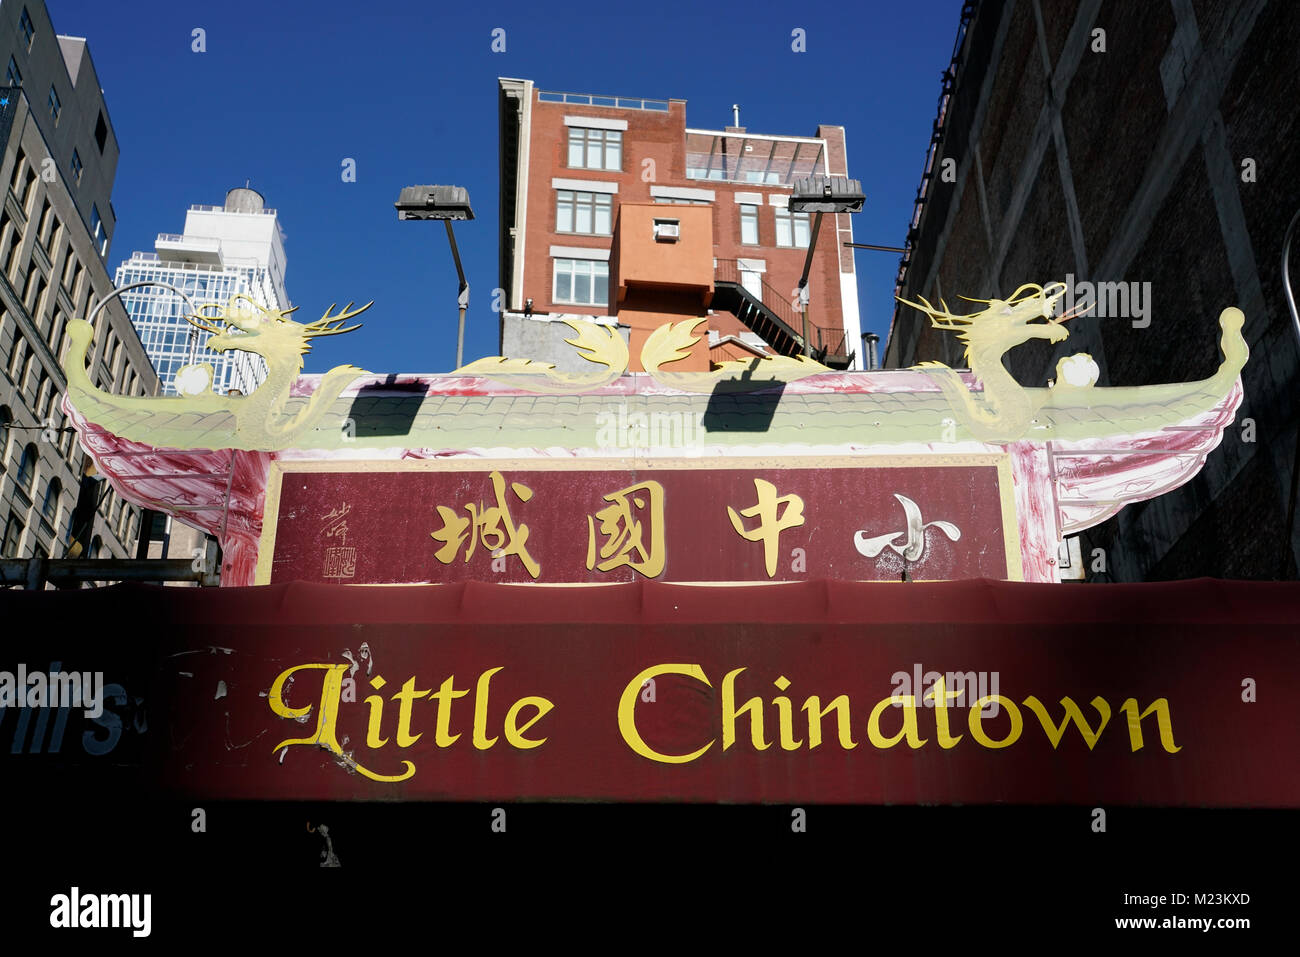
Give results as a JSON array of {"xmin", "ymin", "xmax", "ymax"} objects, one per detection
[
  {"xmin": 884, "ymin": 0, "xmax": 1300, "ymax": 581},
  {"xmin": 498, "ymin": 78, "xmax": 863, "ymax": 371}
]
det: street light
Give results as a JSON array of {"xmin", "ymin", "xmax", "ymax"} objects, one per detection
[
  {"xmin": 790, "ymin": 175, "xmax": 865, "ymax": 360},
  {"xmin": 395, "ymin": 185, "xmax": 475, "ymax": 369}
]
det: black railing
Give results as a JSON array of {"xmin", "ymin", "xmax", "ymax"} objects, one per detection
[
  {"xmin": 714, "ymin": 259, "xmax": 801, "ymax": 333},
  {"xmin": 714, "ymin": 260, "xmax": 851, "ymax": 365}
]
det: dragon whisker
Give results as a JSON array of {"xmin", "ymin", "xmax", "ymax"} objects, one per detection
[{"xmin": 185, "ymin": 314, "xmax": 225, "ymax": 336}]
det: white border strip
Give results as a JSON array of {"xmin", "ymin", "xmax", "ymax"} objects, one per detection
[
  {"xmin": 552, "ymin": 177, "xmax": 619, "ymax": 194},
  {"xmin": 564, "ymin": 115, "xmax": 629, "ymax": 131},
  {"xmin": 650, "ymin": 185, "xmax": 716, "ymax": 202},
  {"xmin": 549, "ymin": 245, "xmax": 611, "ymax": 261}
]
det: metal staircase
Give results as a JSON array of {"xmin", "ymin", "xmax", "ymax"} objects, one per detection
[{"xmin": 712, "ymin": 260, "xmax": 852, "ymax": 368}]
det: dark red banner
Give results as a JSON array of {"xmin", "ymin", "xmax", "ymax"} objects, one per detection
[
  {"xmin": 259, "ymin": 458, "xmax": 1018, "ymax": 584},
  {"xmin": 2, "ymin": 578, "xmax": 1297, "ymax": 807}
]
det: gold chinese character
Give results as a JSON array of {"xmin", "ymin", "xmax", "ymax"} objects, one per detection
[
  {"xmin": 586, "ymin": 480, "xmax": 666, "ymax": 578},
  {"xmin": 430, "ymin": 470, "xmax": 540, "ymax": 578},
  {"xmin": 727, "ymin": 478, "xmax": 805, "ymax": 577}
]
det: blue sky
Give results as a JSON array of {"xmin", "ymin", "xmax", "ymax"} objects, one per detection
[{"xmin": 48, "ymin": 0, "xmax": 964, "ymax": 374}]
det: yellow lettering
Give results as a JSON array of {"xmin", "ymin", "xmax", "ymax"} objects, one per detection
[
  {"xmin": 473, "ymin": 667, "xmax": 503, "ymax": 750},
  {"xmin": 1023, "ymin": 695, "xmax": 1111, "ymax": 750},
  {"xmin": 802, "ymin": 695, "xmax": 858, "ymax": 750},
  {"xmin": 617, "ymin": 664, "xmax": 715, "ymax": 764},
  {"xmin": 268, "ymin": 662, "xmax": 413, "ymax": 783},
  {"xmin": 1118, "ymin": 697, "xmax": 1181, "ymax": 753},
  {"xmin": 867, "ymin": 694, "xmax": 928, "ymax": 749},
  {"xmin": 968, "ymin": 695, "xmax": 1023, "ymax": 748},
  {"xmin": 722, "ymin": 668, "xmax": 771, "ymax": 751},
  {"xmin": 925, "ymin": 676, "xmax": 964, "ymax": 749},
  {"xmin": 772, "ymin": 676, "xmax": 802, "ymax": 750},
  {"xmin": 504, "ymin": 696, "xmax": 554, "ymax": 749},
  {"xmin": 429, "ymin": 675, "xmax": 469, "ymax": 747},
  {"xmin": 393, "ymin": 677, "xmax": 431, "ymax": 748},
  {"xmin": 364, "ymin": 691, "xmax": 388, "ymax": 748}
]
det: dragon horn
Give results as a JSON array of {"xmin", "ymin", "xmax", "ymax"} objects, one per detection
[
  {"xmin": 309, "ymin": 300, "xmax": 372, "ymax": 331},
  {"xmin": 1004, "ymin": 282, "xmax": 1045, "ymax": 302},
  {"xmin": 310, "ymin": 322, "xmax": 364, "ymax": 337}
]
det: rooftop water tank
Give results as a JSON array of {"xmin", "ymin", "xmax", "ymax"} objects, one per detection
[{"xmin": 224, "ymin": 187, "xmax": 265, "ymax": 214}]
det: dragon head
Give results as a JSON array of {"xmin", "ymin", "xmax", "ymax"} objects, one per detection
[
  {"xmin": 898, "ymin": 282, "xmax": 1088, "ymax": 365},
  {"xmin": 186, "ymin": 295, "xmax": 371, "ymax": 370}
]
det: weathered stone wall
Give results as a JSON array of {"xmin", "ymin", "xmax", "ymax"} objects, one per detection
[{"xmin": 888, "ymin": 0, "xmax": 1300, "ymax": 580}]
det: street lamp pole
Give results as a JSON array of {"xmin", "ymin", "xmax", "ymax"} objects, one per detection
[
  {"xmin": 395, "ymin": 185, "xmax": 475, "ymax": 370},
  {"xmin": 790, "ymin": 175, "xmax": 865, "ymax": 364},
  {"xmin": 444, "ymin": 220, "xmax": 469, "ymax": 368}
]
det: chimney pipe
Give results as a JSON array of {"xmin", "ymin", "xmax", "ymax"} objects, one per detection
[
  {"xmin": 732, "ymin": 104, "xmax": 740, "ymax": 127},
  {"xmin": 862, "ymin": 332, "xmax": 880, "ymax": 370}
]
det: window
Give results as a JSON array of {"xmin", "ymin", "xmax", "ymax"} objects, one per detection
[
  {"xmin": 19, "ymin": 7, "xmax": 34, "ymax": 49},
  {"xmin": 47, "ymin": 85, "xmax": 60, "ymax": 125},
  {"xmin": 41, "ymin": 477, "xmax": 61, "ymax": 526},
  {"xmin": 10, "ymin": 150, "xmax": 24, "ymax": 192},
  {"xmin": 94, "ymin": 112, "xmax": 108, "ymax": 153},
  {"xmin": 24, "ymin": 269, "xmax": 44, "ymax": 313},
  {"xmin": 16, "ymin": 442, "xmax": 37, "ymax": 496},
  {"xmin": 6, "ymin": 56, "xmax": 21, "ymax": 87},
  {"xmin": 2, "ymin": 512, "xmax": 22, "ymax": 558},
  {"xmin": 552, "ymin": 258, "xmax": 609, "ymax": 306},
  {"xmin": 1, "ymin": 214, "xmax": 18, "ymax": 277},
  {"xmin": 775, "ymin": 207, "xmax": 810, "ymax": 248},
  {"xmin": 556, "ymin": 190, "xmax": 612, "ymax": 235},
  {"xmin": 20, "ymin": 163, "xmax": 36, "ymax": 212},
  {"xmin": 90, "ymin": 204, "xmax": 107, "ymax": 257},
  {"xmin": 0, "ymin": 405, "xmax": 10, "ymax": 465},
  {"xmin": 739, "ymin": 204, "xmax": 760, "ymax": 245},
  {"xmin": 35, "ymin": 372, "xmax": 49, "ymax": 419},
  {"xmin": 567, "ymin": 128, "xmax": 621, "ymax": 171},
  {"xmin": 7, "ymin": 337, "xmax": 23, "ymax": 379},
  {"xmin": 69, "ymin": 149, "xmax": 82, "ymax": 185}
]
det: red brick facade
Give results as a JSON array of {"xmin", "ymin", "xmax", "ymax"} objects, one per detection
[{"xmin": 500, "ymin": 80, "xmax": 861, "ymax": 366}]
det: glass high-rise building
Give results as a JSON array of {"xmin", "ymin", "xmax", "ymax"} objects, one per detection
[{"xmin": 114, "ymin": 187, "xmax": 289, "ymax": 395}]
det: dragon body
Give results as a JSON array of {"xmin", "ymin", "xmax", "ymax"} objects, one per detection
[
  {"xmin": 62, "ymin": 284, "xmax": 1248, "ymax": 452},
  {"xmin": 64, "ymin": 296, "xmax": 369, "ymax": 451}
]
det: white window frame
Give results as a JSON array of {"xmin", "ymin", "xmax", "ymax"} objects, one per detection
[
  {"xmin": 774, "ymin": 207, "xmax": 810, "ymax": 248},
  {"xmin": 552, "ymin": 257, "xmax": 610, "ymax": 307},
  {"xmin": 567, "ymin": 128, "xmax": 622, "ymax": 171},
  {"xmin": 555, "ymin": 189, "xmax": 613, "ymax": 236},
  {"xmin": 739, "ymin": 204, "xmax": 760, "ymax": 246}
]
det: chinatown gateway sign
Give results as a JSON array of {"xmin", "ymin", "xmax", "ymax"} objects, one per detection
[{"xmin": 26, "ymin": 279, "xmax": 1287, "ymax": 808}]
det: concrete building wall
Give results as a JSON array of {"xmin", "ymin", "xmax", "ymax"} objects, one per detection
[
  {"xmin": 0, "ymin": 1, "xmax": 119, "ymax": 260},
  {"xmin": 0, "ymin": 72, "xmax": 159, "ymax": 565},
  {"xmin": 885, "ymin": 0, "xmax": 1300, "ymax": 581}
]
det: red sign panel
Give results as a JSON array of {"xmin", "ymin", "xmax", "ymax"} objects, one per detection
[
  {"xmin": 260, "ymin": 457, "xmax": 1019, "ymax": 584},
  {"xmin": 4, "ymin": 579, "xmax": 1296, "ymax": 808}
]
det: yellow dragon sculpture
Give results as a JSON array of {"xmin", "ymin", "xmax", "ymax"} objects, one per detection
[
  {"xmin": 898, "ymin": 281, "xmax": 1248, "ymax": 443},
  {"xmin": 64, "ymin": 295, "xmax": 371, "ymax": 451},
  {"xmin": 61, "ymin": 281, "xmax": 1248, "ymax": 452}
]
